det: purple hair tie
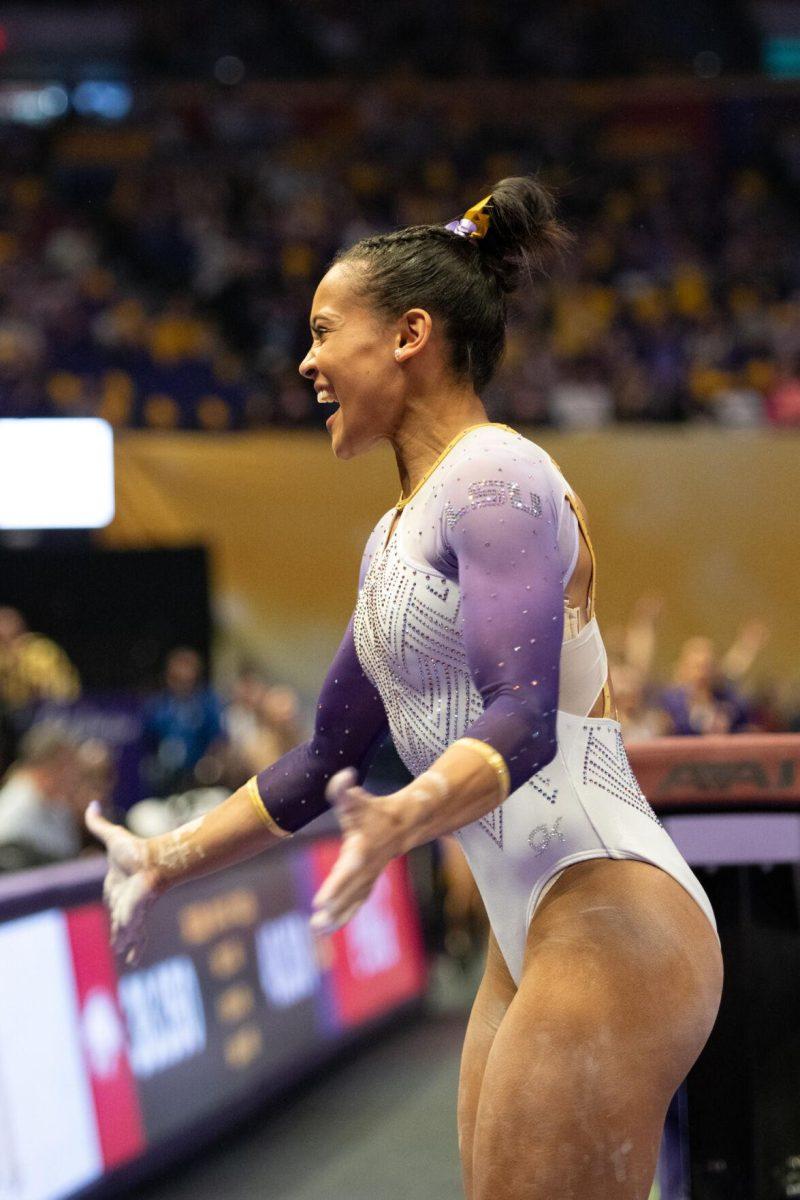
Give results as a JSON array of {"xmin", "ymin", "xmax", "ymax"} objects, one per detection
[{"xmin": 445, "ymin": 217, "xmax": 479, "ymax": 238}]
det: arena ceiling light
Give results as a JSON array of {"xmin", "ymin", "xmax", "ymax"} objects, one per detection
[{"xmin": 0, "ymin": 417, "xmax": 115, "ymax": 529}]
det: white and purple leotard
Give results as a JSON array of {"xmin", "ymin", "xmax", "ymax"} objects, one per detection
[{"xmin": 255, "ymin": 424, "xmax": 716, "ymax": 984}]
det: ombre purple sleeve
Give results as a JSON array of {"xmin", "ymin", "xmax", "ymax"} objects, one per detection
[
  {"xmin": 253, "ymin": 615, "xmax": 388, "ymax": 833},
  {"xmin": 438, "ymin": 459, "xmax": 564, "ymax": 792}
]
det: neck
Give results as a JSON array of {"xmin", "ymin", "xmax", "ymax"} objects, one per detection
[{"xmin": 390, "ymin": 384, "xmax": 489, "ymax": 501}]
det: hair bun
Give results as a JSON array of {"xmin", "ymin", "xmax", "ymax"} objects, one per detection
[{"xmin": 477, "ymin": 176, "xmax": 572, "ymax": 293}]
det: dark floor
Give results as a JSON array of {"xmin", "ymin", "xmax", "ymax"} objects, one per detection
[{"xmin": 134, "ymin": 956, "xmax": 482, "ymax": 1200}]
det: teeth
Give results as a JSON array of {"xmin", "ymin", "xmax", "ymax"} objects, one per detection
[{"xmin": 316, "ymin": 391, "xmax": 337, "ymax": 404}]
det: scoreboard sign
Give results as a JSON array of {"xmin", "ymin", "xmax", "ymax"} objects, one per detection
[{"xmin": 0, "ymin": 839, "xmax": 427, "ymax": 1200}]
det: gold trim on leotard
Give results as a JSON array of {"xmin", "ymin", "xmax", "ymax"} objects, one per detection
[
  {"xmin": 453, "ymin": 737, "xmax": 511, "ymax": 802},
  {"xmin": 564, "ymin": 492, "xmax": 597, "ymax": 619},
  {"xmin": 564, "ymin": 492, "xmax": 614, "ymax": 718},
  {"xmin": 602, "ymin": 679, "xmax": 613, "ymax": 715},
  {"xmin": 394, "ymin": 422, "xmax": 518, "ymax": 510},
  {"xmin": 245, "ymin": 776, "xmax": 292, "ymax": 838}
]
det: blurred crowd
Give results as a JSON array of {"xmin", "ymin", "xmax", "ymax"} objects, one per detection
[
  {"xmin": 139, "ymin": 1, "xmax": 759, "ymax": 82},
  {"xmin": 0, "ymin": 81, "xmax": 799, "ymax": 429},
  {"xmin": 605, "ymin": 598, "xmax": 791, "ymax": 741},
  {"xmin": 0, "ymin": 600, "xmax": 797, "ymax": 876},
  {"xmin": 0, "ymin": 606, "xmax": 305, "ymax": 871}
]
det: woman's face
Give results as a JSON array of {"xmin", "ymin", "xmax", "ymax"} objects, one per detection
[{"xmin": 298, "ymin": 263, "xmax": 404, "ymax": 458}]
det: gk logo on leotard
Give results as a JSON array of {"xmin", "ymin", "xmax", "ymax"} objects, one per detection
[
  {"xmin": 528, "ymin": 817, "xmax": 565, "ymax": 856},
  {"xmin": 444, "ymin": 481, "xmax": 542, "ymax": 529}
]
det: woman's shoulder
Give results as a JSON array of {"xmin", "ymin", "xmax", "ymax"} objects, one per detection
[{"xmin": 439, "ymin": 423, "xmax": 564, "ymax": 492}]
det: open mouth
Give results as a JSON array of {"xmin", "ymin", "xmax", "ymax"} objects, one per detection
[{"xmin": 316, "ymin": 388, "xmax": 340, "ymax": 428}]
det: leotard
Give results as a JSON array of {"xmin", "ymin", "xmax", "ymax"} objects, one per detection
[{"xmin": 252, "ymin": 423, "xmax": 716, "ymax": 983}]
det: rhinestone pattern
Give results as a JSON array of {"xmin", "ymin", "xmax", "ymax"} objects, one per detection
[
  {"xmin": 478, "ymin": 805, "xmax": 504, "ymax": 850},
  {"xmin": 444, "ymin": 479, "xmax": 542, "ymax": 530},
  {"xmin": 528, "ymin": 816, "xmax": 566, "ymax": 856},
  {"xmin": 354, "ymin": 530, "xmax": 485, "ymax": 780},
  {"xmin": 582, "ymin": 726, "xmax": 662, "ymax": 825},
  {"xmin": 525, "ymin": 774, "xmax": 559, "ymax": 805}
]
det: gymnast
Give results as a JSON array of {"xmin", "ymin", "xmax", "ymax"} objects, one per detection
[{"xmin": 88, "ymin": 177, "xmax": 723, "ymax": 1200}]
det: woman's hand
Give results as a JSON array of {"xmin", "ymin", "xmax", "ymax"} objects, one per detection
[
  {"xmin": 310, "ymin": 769, "xmax": 403, "ymax": 935},
  {"xmin": 85, "ymin": 801, "xmax": 161, "ymax": 966}
]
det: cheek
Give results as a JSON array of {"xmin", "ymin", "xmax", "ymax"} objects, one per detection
[
  {"xmin": 354, "ymin": 341, "xmax": 394, "ymax": 389},
  {"xmin": 322, "ymin": 333, "xmax": 396, "ymax": 420},
  {"xmin": 331, "ymin": 344, "xmax": 383, "ymax": 395}
]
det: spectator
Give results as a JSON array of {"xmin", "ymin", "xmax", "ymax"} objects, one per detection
[
  {"xmin": 141, "ymin": 647, "xmax": 225, "ymax": 796},
  {"xmin": 0, "ymin": 608, "xmax": 81, "ymax": 727},
  {"xmin": 612, "ymin": 663, "xmax": 672, "ymax": 743},
  {"xmin": 223, "ymin": 667, "xmax": 303, "ymax": 786},
  {"xmin": 766, "ymin": 356, "xmax": 800, "ymax": 426},
  {"xmin": 0, "ymin": 722, "xmax": 82, "ymax": 871},
  {"xmin": 72, "ymin": 739, "xmax": 117, "ymax": 849},
  {"xmin": 660, "ymin": 636, "xmax": 752, "ymax": 736},
  {"xmin": 261, "ymin": 684, "xmax": 304, "ymax": 757},
  {"xmin": 720, "ymin": 617, "xmax": 771, "ymax": 684}
]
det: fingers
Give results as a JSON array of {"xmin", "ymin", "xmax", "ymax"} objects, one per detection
[
  {"xmin": 311, "ymin": 835, "xmax": 373, "ymax": 933},
  {"xmin": 313, "ymin": 837, "xmax": 364, "ymax": 907},
  {"xmin": 88, "ymin": 804, "xmax": 146, "ymax": 876},
  {"xmin": 325, "ymin": 767, "xmax": 358, "ymax": 806},
  {"xmin": 311, "ymin": 897, "xmax": 363, "ymax": 935},
  {"xmin": 326, "ymin": 769, "xmax": 370, "ymax": 837},
  {"xmin": 314, "ymin": 773, "xmax": 387, "ymax": 931},
  {"xmin": 103, "ymin": 866, "xmax": 154, "ymax": 966},
  {"xmin": 85, "ymin": 800, "xmax": 118, "ymax": 847},
  {"xmin": 113, "ymin": 905, "xmax": 148, "ymax": 967},
  {"xmin": 122, "ymin": 923, "xmax": 147, "ymax": 968}
]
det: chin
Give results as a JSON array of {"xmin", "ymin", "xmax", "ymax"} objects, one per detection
[
  {"xmin": 330, "ymin": 419, "xmax": 373, "ymax": 461},
  {"xmin": 329, "ymin": 421, "xmax": 350, "ymax": 459}
]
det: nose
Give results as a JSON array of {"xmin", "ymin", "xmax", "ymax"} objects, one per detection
[{"xmin": 298, "ymin": 346, "xmax": 316, "ymax": 379}]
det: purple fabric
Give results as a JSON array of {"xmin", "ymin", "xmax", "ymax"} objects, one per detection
[
  {"xmin": 255, "ymin": 617, "xmax": 388, "ymax": 832},
  {"xmin": 433, "ymin": 463, "xmax": 563, "ymax": 792}
]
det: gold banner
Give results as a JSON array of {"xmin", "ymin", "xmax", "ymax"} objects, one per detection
[{"xmin": 101, "ymin": 429, "xmax": 800, "ymax": 694}]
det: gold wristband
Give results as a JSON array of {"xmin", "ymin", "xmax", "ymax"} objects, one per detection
[
  {"xmin": 453, "ymin": 738, "xmax": 511, "ymax": 802},
  {"xmin": 245, "ymin": 776, "xmax": 292, "ymax": 839}
]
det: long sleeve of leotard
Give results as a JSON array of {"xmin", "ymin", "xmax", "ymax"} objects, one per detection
[
  {"xmin": 252, "ymin": 523, "xmax": 389, "ymax": 834},
  {"xmin": 252, "ymin": 615, "xmax": 388, "ymax": 833},
  {"xmin": 437, "ymin": 447, "xmax": 565, "ymax": 792}
]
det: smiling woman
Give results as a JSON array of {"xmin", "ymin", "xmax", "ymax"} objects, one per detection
[
  {"xmin": 298, "ymin": 178, "xmax": 570, "ymax": 471},
  {"xmin": 89, "ymin": 177, "xmax": 722, "ymax": 1200}
]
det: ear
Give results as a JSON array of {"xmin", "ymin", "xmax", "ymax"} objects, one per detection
[{"xmin": 394, "ymin": 308, "xmax": 432, "ymax": 363}]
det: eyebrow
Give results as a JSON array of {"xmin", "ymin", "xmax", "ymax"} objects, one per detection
[{"xmin": 310, "ymin": 311, "xmax": 338, "ymax": 330}]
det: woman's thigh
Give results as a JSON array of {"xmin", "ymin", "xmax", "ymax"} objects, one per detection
[
  {"xmin": 471, "ymin": 859, "xmax": 723, "ymax": 1200},
  {"xmin": 457, "ymin": 928, "xmax": 517, "ymax": 1200}
]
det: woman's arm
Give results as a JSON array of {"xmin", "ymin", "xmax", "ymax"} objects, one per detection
[
  {"xmin": 389, "ymin": 475, "xmax": 565, "ymax": 845},
  {"xmin": 88, "ymin": 617, "xmax": 388, "ymax": 960},
  {"xmin": 249, "ymin": 618, "xmax": 388, "ymax": 834}
]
